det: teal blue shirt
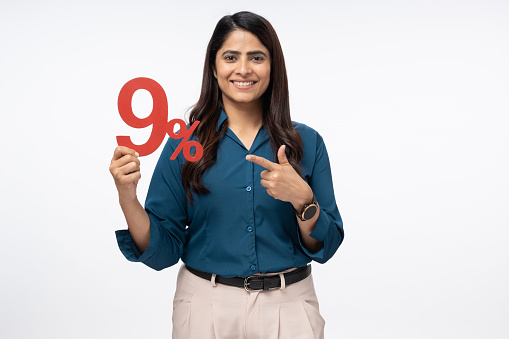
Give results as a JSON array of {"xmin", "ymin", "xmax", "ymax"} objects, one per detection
[{"xmin": 115, "ymin": 109, "xmax": 344, "ymax": 278}]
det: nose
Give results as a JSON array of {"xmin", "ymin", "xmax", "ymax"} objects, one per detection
[{"xmin": 235, "ymin": 57, "xmax": 252, "ymax": 76}]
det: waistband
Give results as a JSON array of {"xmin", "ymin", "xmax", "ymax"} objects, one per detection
[{"xmin": 185, "ymin": 264, "xmax": 312, "ymax": 292}]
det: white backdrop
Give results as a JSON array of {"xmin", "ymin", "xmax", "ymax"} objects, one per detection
[{"xmin": 1, "ymin": 0, "xmax": 508, "ymax": 338}]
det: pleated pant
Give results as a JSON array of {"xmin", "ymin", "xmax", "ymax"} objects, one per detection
[{"xmin": 172, "ymin": 263, "xmax": 325, "ymax": 339}]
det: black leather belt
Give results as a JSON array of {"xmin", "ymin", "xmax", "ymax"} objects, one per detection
[{"xmin": 185, "ymin": 264, "xmax": 311, "ymax": 292}]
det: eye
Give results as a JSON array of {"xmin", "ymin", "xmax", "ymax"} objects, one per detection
[
  {"xmin": 251, "ymin": 56, "xmax": 264, "ymax": 61},
  {"xmin": 224, "ymin": 55, "xmax": 236, "ymax": 61}
]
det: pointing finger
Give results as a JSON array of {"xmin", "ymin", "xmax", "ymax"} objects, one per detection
[{"xmin": 246, "ymin": 154, "xmax": 277, "ymax": 171}]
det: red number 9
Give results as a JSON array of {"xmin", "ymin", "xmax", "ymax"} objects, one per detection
[{"xmin": 116, "ymin": 77, "xmax": 168, "ymax": 156}]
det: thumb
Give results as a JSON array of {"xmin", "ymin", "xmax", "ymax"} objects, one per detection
[{"xmin": 278, "ymin": 145, "xmax": 290, "ymax": 165}]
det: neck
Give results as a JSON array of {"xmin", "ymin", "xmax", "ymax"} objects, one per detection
[{"xmin": 222, "ymin": 95, "xmax": 264, "ymax": 131}]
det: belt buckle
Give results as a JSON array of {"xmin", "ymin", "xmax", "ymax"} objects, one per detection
[{"xmin": 244, "ymin": 274, "xmax": 261, "ymax": 292}]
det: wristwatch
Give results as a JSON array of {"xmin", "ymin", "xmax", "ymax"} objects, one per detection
[{"xmin": 295, "ymin": 195, "xmax": 318, "ymax": 221}]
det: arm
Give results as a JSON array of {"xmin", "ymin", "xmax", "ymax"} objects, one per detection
[
  {"xmin": 289, "ymin": 182, "xmax": 323, "ymax": 254},
  {"xmin": 246, "ymin": 135, "xmax": 344, "ymax": 262},
  {"xmin": 119, "ymin": 196, "xmax": 150, "ymax": 254},
  {"xmin": 113, "ymin": 138, "xmax": 189, "ymax": 271},
  {"xmin": 110, "ymin": 146, "xmax": 151, "ymax": 254},
  {"xmin": 295, "ymin": 132, "xmax": 344, "ymax": 263}
]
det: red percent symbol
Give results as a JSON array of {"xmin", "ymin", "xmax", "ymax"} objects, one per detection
[
  {"xmin": 168, "ymin": 119, "xmax": 203, "ymax": 162},
  {"xmin": 116, "ymin": 77, "xmax": 203, "ymax": 162}
]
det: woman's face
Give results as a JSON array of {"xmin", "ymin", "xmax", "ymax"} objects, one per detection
[{"xmin": 214, "ymin": 29, "xmax": 271, "ymax": 107}]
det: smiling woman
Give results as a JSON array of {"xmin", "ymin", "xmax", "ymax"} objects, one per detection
[
  {"xmin": 213, "ymin": 29, "xmax": 271, "ymax": 150},
  {"xmin": 110, "ymin": 10, "xmax": 344, "ymax": 339},
  {"xmin": 213, "ymin": 30, "xmax": 271, "ymax": 109}
]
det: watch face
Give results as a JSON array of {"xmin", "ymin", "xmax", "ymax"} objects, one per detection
[{"xmin": 303, "ymin": 205, "xmax": 317, "ymax": 220}]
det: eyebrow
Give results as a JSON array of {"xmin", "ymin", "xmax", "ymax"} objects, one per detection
[{"xmin": 221, "ymin": 50, "xmax": 268, "ymax": 57}]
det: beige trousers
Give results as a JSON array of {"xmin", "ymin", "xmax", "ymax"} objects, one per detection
[{"xmin": 172, "ymin": 263, "xmax": 325, "ymax": 339}]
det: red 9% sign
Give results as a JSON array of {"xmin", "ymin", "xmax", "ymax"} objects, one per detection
[{"xmin": 116, "ymin": 77, "xmax": 203, "ymax": 162}]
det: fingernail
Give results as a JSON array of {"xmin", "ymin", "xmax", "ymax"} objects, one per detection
[
  {"xmin": 246, "ymin": 155, "xmax": 251, "ymax": 160},
  {"xmin": 135, "ymin": 152, "xmax": 140, "ymax": 157}
]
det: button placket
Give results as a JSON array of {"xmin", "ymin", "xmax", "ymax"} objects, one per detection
[{"xmin": 246, "ymin": 153, "xmax": 257, "ymax": 274}]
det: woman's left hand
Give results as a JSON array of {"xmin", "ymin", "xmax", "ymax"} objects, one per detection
[{"xmin": 246, "ymin": 145, "xmax": 313, "ymax": 210}]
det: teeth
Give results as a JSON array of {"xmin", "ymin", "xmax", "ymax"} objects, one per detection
[{"xmin": 233, "ymin": 81, "xmax": 255, "ymax": 86}]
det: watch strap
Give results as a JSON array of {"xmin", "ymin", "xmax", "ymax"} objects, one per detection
[{"xmin": 295, "ymin": 194, "xmax": 318, "ymax": 221}]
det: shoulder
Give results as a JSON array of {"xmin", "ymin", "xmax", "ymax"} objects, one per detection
[
  {"xmin": 292, "ymin": 120, "xmax": 314, "ymax": 133},
  {"xmin": 292, "ymin": 120, "xmax": 324, "ymax": 148},
  {"xmin": 291, "ymin": 121, "xmax": 327, "ymax": 176}
]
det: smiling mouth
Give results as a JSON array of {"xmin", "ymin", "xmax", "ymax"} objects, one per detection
[{"xmin": 231, "ymin": 81, "xmax": 257, "ymax": 87}]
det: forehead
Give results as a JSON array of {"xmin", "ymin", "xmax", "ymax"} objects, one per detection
[{"xmin": 218, "ymin": 30, "xmax": 269, "ymax": 54}]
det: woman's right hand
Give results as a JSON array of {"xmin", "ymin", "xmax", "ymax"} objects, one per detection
[{"xmin": 109, "ymin": 146, "xmax": 141, "ymax": 203}]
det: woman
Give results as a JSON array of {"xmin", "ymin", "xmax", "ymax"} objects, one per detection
[{"xmin": 110, "ymin": 11, "xmax": 344, "ymax": 339}]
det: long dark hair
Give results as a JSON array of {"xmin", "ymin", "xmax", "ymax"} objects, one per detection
[{"xmin": 182, "ymin": 11, "xmax": 303, "ymax": 206}]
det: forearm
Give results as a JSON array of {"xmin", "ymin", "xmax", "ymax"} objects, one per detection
[
  {"xmin": 119, "ymin": 196, "xmax": 151, "ymax": 254},
  {"xmin": 296, "ymin": 208, "xmax": 323, "ymax": 253},
  {"xmin": 292, "ymin": 187, "xmax": 323, "ymax": 254}
]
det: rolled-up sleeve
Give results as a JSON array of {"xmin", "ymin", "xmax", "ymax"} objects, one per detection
[
  {"xmin": 115, "ymin": 137, "xmax": 188, "ymax": 271},
  {"xmin": 297, "ymin": 132, "xmax": 344, "ymax": 263}
]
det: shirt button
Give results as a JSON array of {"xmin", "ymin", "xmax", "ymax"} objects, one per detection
[
  {"xmin": 250, "ymin": 265, "xmax": 256, "ymax": 271},
  {"xmin": 246, "ymin": 186, "xmax": 252, "ymax": 192},
  {"xmin": 247, "ymin": 226, "xmax": 253, "ymax": 232}
]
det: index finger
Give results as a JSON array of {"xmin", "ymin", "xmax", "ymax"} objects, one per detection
[
  {"xmin": 246, "ymin": 154, "xmax": 277, "ymax": 171},
  {"xmin": 113, "ymin": 146, "xmax": 140, "ymax": 161}
]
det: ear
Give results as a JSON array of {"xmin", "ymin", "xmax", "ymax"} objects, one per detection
[{"xmin": 213, "ymin": 66, "xmax": 217, "ymax": 79}]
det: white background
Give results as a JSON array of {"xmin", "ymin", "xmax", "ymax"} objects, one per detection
[{"xmin": 1, "ymin": 0, "xmax": 508, "ymax": 338}]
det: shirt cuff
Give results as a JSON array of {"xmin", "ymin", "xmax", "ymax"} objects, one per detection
[
  {"xmin": 115, "ymin": 219, "xmax": 161, "ymax": 263},
  {"xmin": 297, "ymin": 205, "xmax": 330, "ymax": 260}
]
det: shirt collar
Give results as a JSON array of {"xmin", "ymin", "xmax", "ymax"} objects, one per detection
[
  {"xmin": 216, "ymin": 108, "xmax": 267, "ymax": 135},
  {"xmin": 216, "ymin": 109, "xmax": 228, "ymax": 132}
]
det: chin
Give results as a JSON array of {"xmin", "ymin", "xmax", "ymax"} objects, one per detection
[{"xmin": 228, "ymin": 95, "xmax": 261, "ymax": 104}]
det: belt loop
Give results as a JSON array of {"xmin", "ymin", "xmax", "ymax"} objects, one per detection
[
  {"xmin": 279, "ymin": 273, "xmax": 286, "ymax": 290},
  {"xmin": 211, "ymin": 273, "xmax": 217, "ymax": 287}
]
